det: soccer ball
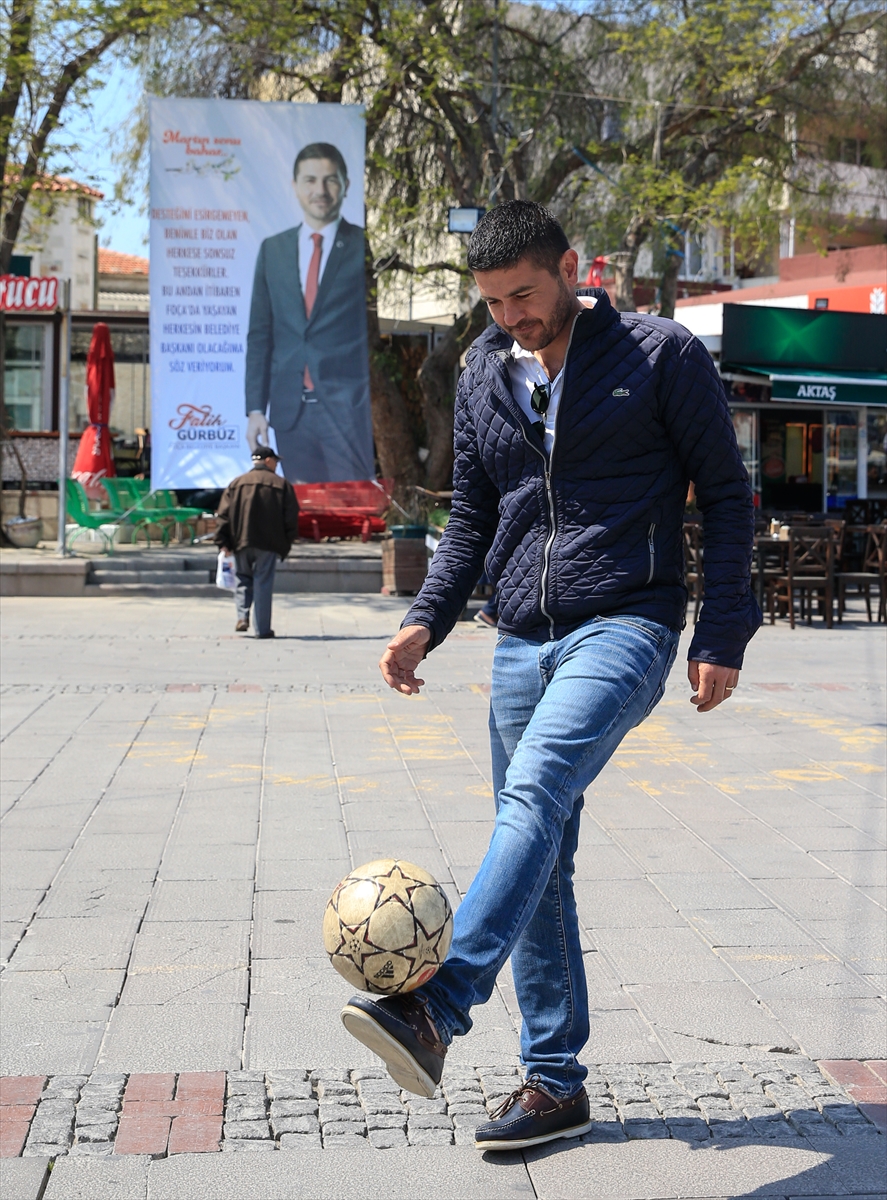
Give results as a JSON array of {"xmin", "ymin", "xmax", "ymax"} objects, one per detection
[{"xmin": 323, "ymin": 859, "xmax": 453, "ymax": 994}]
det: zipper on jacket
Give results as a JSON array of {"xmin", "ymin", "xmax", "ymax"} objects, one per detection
[
  {"xmin": 537, "ymin": 313, "xmax": 581, "ymax": 639},
  {"xmin": 645, "ymin": 523, "xmax": 657, "ymax": 585}
]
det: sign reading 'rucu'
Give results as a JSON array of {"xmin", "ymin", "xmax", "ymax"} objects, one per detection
[{"xmin": 0, "ymin": 275, "xmax": 60, "ymax": 311}]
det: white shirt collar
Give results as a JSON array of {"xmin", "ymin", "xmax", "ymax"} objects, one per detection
[{"xmin": 301, "ymin": 217, "xmax": 341, "ymax": 247}]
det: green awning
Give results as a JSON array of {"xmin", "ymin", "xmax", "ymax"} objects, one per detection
[{"xmin": 732, "ymin": 365, "xmax": 887, "ymax": 407}]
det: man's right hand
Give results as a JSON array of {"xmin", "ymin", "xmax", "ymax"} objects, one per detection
[
  {"xmin": 246, "ymin": 410, "xmax": 269, "ymax": 451},
  {"xmin": 379, "ymin": 625, "xmax": 432, "ymax": 695}
]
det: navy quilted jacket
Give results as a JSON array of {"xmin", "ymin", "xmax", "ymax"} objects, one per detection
[{"xmin": 404, "ymin": 289, "xmax": 762, "ymax": 669}]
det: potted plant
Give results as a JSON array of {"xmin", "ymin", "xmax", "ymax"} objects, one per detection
[{"xmin": 0, "ymin": 421, "xmax": 42, "ymax": 548}]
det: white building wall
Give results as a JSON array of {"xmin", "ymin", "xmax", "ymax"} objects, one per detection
[{"xmin": 14, "ymin": 192, "xmax": 96, "ymax": 311}]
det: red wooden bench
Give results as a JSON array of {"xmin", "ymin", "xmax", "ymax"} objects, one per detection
[{"xmin": 293, "ymin": 479, "xmax": 393, "ymax": 543}]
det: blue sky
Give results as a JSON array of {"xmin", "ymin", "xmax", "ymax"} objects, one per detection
[{"xmin": 61, "ymin": 59, "xmax": 149, "ymax": 257}]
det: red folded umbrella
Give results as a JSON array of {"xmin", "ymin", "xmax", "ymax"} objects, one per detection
[{"xmin": 72, "ymin": 323, "xmax": 116, "ymax": 500}]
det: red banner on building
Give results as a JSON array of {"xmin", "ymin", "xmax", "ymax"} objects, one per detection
[{"xmin": 0, "ymin": 275, "xmax": 60, "ymax": 311}]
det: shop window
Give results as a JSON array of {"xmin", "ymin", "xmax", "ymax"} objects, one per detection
[
  {"xmin": 731, "ymin": 409, "xmax": 759, "ymax": 498},
  {"xmin": 826, "ymin": 411, "xmax": 858, "ymax": 508},
  {"xmin": 760, "ymin": 410, "xmax": 825, "ymax": 512},
  {"xmin": 70, "ymin": 325, "xmax": 150, "ymax": 440},
  {"xmin": 868, "ymin": 410, "xmax": 887, "ymax": 498},
  {"xmin": 3, "ymin": 323, "xmax": 44, "ymax": 431}
]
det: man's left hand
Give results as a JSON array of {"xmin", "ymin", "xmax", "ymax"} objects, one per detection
[{"xmin": 688, "ymin": 661, "xmax": 740, "ymax": 713}]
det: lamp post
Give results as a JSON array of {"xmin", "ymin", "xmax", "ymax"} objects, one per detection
[{"xmin": 489, "ymin": 0, "xmax": 500, "ymax": 206}]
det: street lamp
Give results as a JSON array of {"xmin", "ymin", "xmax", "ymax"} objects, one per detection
[{"xmin": 448, "ymin": 207, "xmax": 485, "ymax": 234}]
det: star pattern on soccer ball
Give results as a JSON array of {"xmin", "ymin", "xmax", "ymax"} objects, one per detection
[
  {"xmin": 408, "ymin": 919, "xmax": 445, "ymax": 971},
  {"xmin": 375, "ymin": 863, "xmax": 420, "ymax": 907}
]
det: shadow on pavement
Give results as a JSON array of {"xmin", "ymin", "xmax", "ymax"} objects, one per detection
[{"xmin": 488, "ymin": 1108, "xmax": 885, "ymax": 1200}]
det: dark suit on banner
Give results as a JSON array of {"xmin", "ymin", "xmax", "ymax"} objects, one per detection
[{"xmin": 245, "ymin": 218, "xmax": 375, "ymax": 482}]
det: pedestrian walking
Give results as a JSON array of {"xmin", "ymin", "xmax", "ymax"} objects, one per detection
[
  {"xmin": 215, "ymin": 445, "xmax": 300, "ymax": 639},
  {"xmin": 341, "ymin": 201, "xmax": 761, "ymax": 1150}
]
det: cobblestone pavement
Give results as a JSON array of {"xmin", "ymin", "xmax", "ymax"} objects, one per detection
[
  {"xmin": 0, "ymin": 594, "xmax": 884, "ymax": 1197},
  {"xmin": 1, "ymin": 1059, "xmax": 885, "ymax": 1160}
]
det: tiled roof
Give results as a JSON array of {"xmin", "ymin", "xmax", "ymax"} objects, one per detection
[
  {"xmin": 98, "ymin": 249, "xmax": 149, "ymax": 277},
  {"xmin": 3, "ymin": 172, "xmax": 105, "ymax": 199}
]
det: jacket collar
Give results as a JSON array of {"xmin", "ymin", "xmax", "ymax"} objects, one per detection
[{"xmin": 471, "ymin": 286, "xmax": 618, "ymax": 363}]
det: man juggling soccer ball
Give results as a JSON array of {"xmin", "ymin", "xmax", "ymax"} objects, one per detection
[{"xmin": 340, "ymin": 202, "xmax": 761, "ymax": 1152}]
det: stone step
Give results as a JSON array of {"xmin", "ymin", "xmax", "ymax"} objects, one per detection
[
  {"xmin": 90, "ymin": 570, "xmax": 213, "ymax": 585},
  {"xmin": 85, "ymin": 583, "xmax": 226, "ymax": 597},
  {"xmin": 86, "ymin": 556, "xmax": 215, "ymax": 573}
]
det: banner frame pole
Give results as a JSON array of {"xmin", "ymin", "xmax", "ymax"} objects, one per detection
[{"xmin": 56, "ymin": 279, "xmax": 72, "ymax": 556}]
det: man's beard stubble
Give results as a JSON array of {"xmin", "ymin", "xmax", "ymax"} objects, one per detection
[{"xmin": 505, "ymin": 279, "xmax": 576, "ymax": 352}]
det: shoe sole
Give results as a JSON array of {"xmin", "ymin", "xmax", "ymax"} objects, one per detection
[
  {"xmin": 341, "ymin": 1004, "xmax": 438, "ymax": 1098},
  {"xmin": 474, "ymin": 1118, "xmax": 593, "ymax": 1151}
]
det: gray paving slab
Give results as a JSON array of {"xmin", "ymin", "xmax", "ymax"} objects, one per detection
[
  {"xmin": 0, "ymin": 1159, "xmax": 51, "ymax": 1200},
  {"xmin": 646, "ymin": 872, "xmax": 778, "ymax": 911},
  {"xmin": 158, "ymin": 842, "xmax": 258, "ymax": 880},
  {"xmin": 572, "ymin": 843, "xmax": 647, "ymax": 881},
  {"xmin": 813, "ymin": 849, "xmax": 886, "ymax": 887},
  {"xmin": 0, "ymin": 1011, "xmax": 107, "ymax": 1075},
  {"xmin": 0, "ymin": 967, "xmax": 125, "ymax": 1009},
  {"xmin": 755, "ymin": 876, "xmax": 882, "ymax": 923},
  {"xmin": 718, "ymin": 948, "xmax": 880, "ymax": 999},
  {"xmin": 807, "ymin": 1135, "xmax": 887, "ymax": 1197},
  {"xmin": 251, "ymin": 890, "xmax": 329, "ymax": 959},
  {"xmin": 800, "ymin": 920, "xmax": 887, "ymax": 974},
  {"xmin": 9, "ymin": 915, "xmax": 143, "ymax": 971},
  {"xmin": 584, "ymin": 1010, "xmax": 671, "ymax": 1065},
  {"xmin": 591, "ymin": 928, "xmax": 737, "ymax": 984},
  {"xmin": 143, "ymin": 880, "xmax": 255, "ymax": 923},
  {"xmin": 684, "ymin": 908, "xmax": 823, "ymax": 950},
  {"xmin": 574, "ymin": 880, "xmax": 686, "ymax": 928},
  {"xmin": 768, "ymin": 996, "xmax": 887, "ymax": 1060},
  {"xmin": 624, "ymin": 982, "xmax": 801, "ymax": 1058},
  {"xmin": 256, "ymin": 856, "xmax": 350, "ymax": 893},
  {"xmin": 43, "ymin": 1155, "xmax": 150, "ymax": 1200},
  {"xmin": 96, "ymin": 1001, "xmax": 245, "ymax": 1071},
  {"xmin": 148, "ymin": 1147, "xmax": 534, "ymax": 1198},
  {"xmin": 523, "ymin": 1135, "xmax": 879, "ymax": 1199}
]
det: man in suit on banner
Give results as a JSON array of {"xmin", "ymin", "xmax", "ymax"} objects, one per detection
[{"xmin": 245, "ymin": 142, "xmax": 375, "ymax": 483}]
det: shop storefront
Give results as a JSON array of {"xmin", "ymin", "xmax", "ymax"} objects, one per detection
[
  {"xmin": 720, "ymin": 304, "xmax": 886, "ymax": 512},
  {"xmin": 1, "ymin": 276, "xmax": 62, "ymax": 431}
]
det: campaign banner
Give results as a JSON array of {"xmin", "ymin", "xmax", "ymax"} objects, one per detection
[{"xmin": 149, "ymin": 97, "xmax": 374, "ymax": 489}]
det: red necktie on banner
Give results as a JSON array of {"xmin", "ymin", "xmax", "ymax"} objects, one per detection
[{"xmin": 303, "ymin": 232, "xmax": 323, "ymax": 392}]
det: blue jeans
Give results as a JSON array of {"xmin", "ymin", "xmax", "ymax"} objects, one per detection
[
  {"xmin": 418, "ymin": 615, "xmax": 679, "ymax": 1097},
  {"xmin": 234, "ymin": 547, "xmax": 277, "ymax": 636}
]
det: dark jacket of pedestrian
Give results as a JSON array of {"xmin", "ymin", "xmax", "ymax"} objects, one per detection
[
  {"xmin": 404, "ymin": 288, "xmax": 761, "ymax": 669},
  {"xmin": 215, "ymin": 463, "xmax": 300, "ymax": 559}
]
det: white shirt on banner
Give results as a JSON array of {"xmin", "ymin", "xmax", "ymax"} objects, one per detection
[{"xmin": 298, "ymin": 218, "xmax": 341, "ymax": 299}]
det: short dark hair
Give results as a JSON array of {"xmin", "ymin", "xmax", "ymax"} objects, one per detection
[
  {"xmin": 467, "ymin": 201, "xmax": 570, "ymax": 275},
  {"xmin": 293, "ymin": 143, "xmax": 349, "ymax": 182}
]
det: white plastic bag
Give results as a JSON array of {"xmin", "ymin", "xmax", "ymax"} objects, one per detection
[{"xmin": 216, "ymin": 549, "xmax": 237, "ymax": 590}]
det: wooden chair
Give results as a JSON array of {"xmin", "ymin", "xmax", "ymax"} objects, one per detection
[
  {"xmin": 824, "ymin": 518, "xmax": 846, "ymax": 567},
  {"xmin": 837, "ymin": 524, "xmax": 886, "ymax": 623},
  {"xmin": 682, "ymin": 522, "xmax": 704, "ymax": 623},
  {"xmin": 770, "ymin": 526, "xmax": 835, "ymax": 628}
]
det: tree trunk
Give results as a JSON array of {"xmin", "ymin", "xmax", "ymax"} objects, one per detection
[
  {"xmin": 417, "ymin": 298, "xmax": 488, "ymax": 491},
  {"xmin": 364, "ymin": 243, "xmax": 420, "ymax": 509},
  {"xmin": 610, "ymin": 218, "xmax": 648, "ymax": 312},
  {"xmin": 659, "ymin": 247, "xmax": 682, "ymax": 319},
  {"xmin": 609, "ymin": 251, "xmax": 636, "ymax": 312}
]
